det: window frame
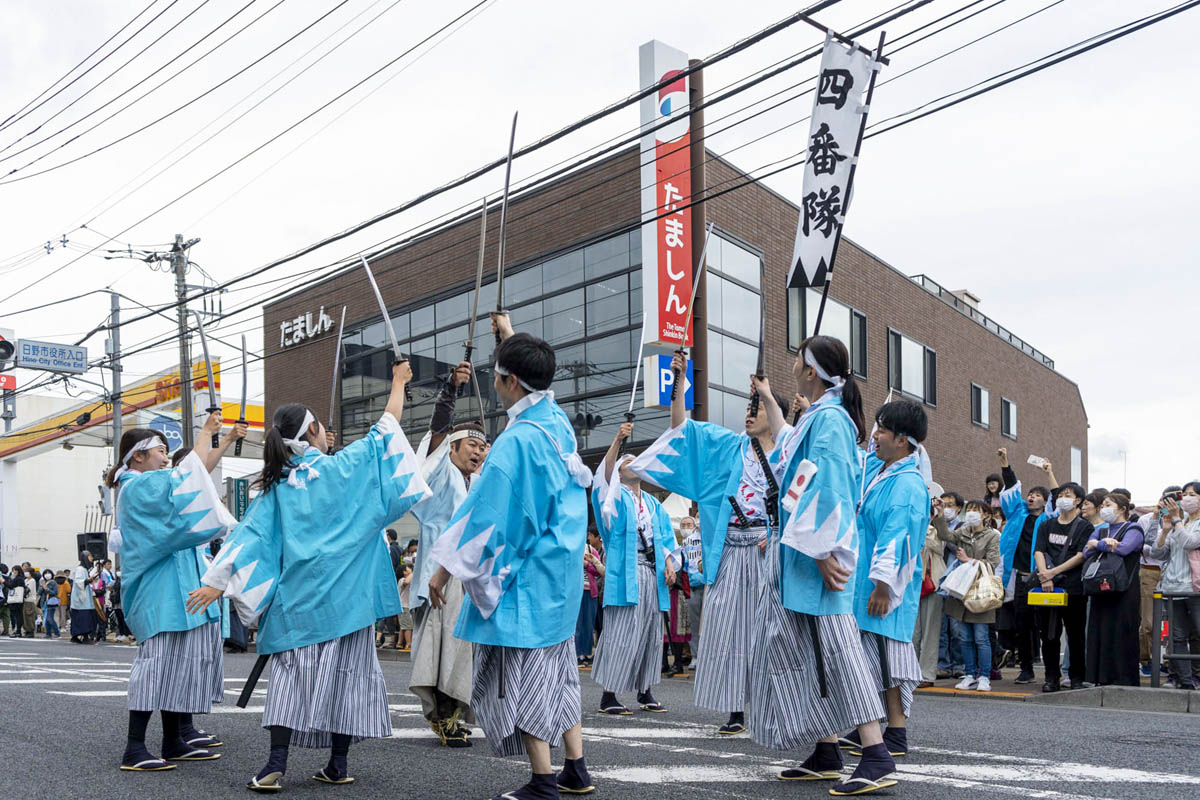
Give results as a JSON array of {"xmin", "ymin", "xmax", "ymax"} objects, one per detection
[
  {"xmin": 970, "ymin": 383, "xmax": 990, "ymax": 429},
  {"xmin": 887, "ymin": 327, "xmax": 937, "ymax": 407},
  {"xmin": 787, "ymin": 287, "xmax": 868, "ymax": 379},
  {"xmin": 1000, "ymin": 397, "xmax": 1018, "ymax": 439}
]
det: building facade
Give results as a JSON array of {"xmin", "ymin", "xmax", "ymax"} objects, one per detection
[{"xmin": 263, "ymin": 147, "xmax": 1087, "ymax": 496}]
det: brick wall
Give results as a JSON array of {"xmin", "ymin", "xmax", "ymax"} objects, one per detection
[{"xmin": 265, "ymin": 147, "xmax": 1088, "ymax": 497}]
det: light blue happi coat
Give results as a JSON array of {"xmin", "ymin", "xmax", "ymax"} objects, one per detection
[
  {"xmin": 202, "ymin": 412, "xmax": 430, "ymax": 655},
  {"xmin": 769, "ymin": 394, "xmax": 861, "ymax": 617},
  {"xmin": 591, "ymin": 464, "xmax": 672, "ymax": 612},
  {"xmin": 117, "ymin": 450, "xmax": 237, "ymax": 642},
  {"xmin": 410, "ymin": 432, "xmax": 470, "ymax": 606},
  {"xmin": 431, "ymin": 392, "xmax": 589, "ymax": 650},
  {"xmin": 998, "ymin": 478, "xmax": 1053, "ymax": 585},
  {"xmin": 629, "ymin": 420, "xmax": 774, "ymax": 587},
  {"xmin": 854, "ymin": 451, "xmax": 929, "ymax": 643}
]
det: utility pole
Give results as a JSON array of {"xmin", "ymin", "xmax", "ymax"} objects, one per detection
[
  {"xmin": 688, "ymin": 59, "xmax": 709, "ymax": 422},
  {"xmin": 172, "ymin": 234, "xmax": 200, "ymax": 447},
  {"xmin": 109, "ymin": 291, "xmax": 122, "ymax": 463}
]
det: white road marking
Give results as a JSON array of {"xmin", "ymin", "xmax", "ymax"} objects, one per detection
[
  {"xmin": 47, "ymin": 690, "xmax": 128, "ymax": 697},
  {"xmin": 0, "ymin": 678, "xmax": 124, "ymax": 684}
]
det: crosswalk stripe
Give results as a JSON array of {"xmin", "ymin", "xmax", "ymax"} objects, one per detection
[
  {"xmin": 47, "ymin": 691, "xmax": 128, "ymax": 697},
  {"xmin": 0, "ymin": 678, "xmax": 124, "ymax": 684}
]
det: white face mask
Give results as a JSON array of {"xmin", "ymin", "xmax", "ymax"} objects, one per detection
[
  {"xmin": 1056, "ymin": 497, "xmax": 1077, "ymax": 514},
  {"xmin": 1099, "ymin": 506, "xmax": 1118, "ymax": 524},
  {"xmin": 964, "ymin": 511, "xmax": 983, "ymax": 527},
  {"xmin": 1181, "ymin": 496, "xmax": 1200, "ymax": 515},
  {"xmin": 942, "ymin": 507, "xmax": 958, "ymax": 521}
]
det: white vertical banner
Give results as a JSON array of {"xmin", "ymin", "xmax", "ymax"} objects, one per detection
[
  {"xmin": 788, "ymin": 34, "xmax": 875, "ymax": 289},
  {"xmin": 638, "ymin": 40, "xmax": 694, "ymax": 348}
]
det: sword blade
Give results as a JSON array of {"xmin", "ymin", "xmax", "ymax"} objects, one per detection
[
  {"xmin": 190, "ymin": 311, "xmax": 219, "ymax": 411},
  {"xmin": 359, "ymin": 256, "xmax": 403, "ymax": 361},
  {"xmin": 328, "ymin": 306, "xmax": 347, "ymax": 430},
  {"xmin": 678, "ymin": 222, "xmax": 715, "ymax": 347},
  {"xmin": 467, "ymin": 197, "xmax": 487, "ymax": 353},
  {"xmin": 495, "ymin": 111, "xmax": 518, "ymax": 313},
  {"xmin": 238, "ymin": 335, "xmax": 248, "ymax": 420}
]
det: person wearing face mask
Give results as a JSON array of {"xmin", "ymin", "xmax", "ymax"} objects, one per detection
[
  {"xmin": 996, "ymin": 449, "xmax": 1056, "ymax": 685},
  {"xmin": 934, "ymin": 501, "xmax": 1001, "ymax": 691},
  {"xmin": 1082, "ymin": 492, "xmax": 1143, "ymax": 686},
  {"xmin": 1147, "ymin": 482, "xmax": 1200, "ymax": 689},
  {"xmin": 935, "ymin": 492, "xmax": 966, "ymax": 681},
  {"xmin": 1032, "ymin": 482, "xmax": 1093, "ymax": 693}
]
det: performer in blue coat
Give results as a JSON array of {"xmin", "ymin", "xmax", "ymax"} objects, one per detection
[
  {"xmin": 592, "ymin": 423, "xmax": 675, "ymax": 717},
  {"xmin": 106, "ymin": 411, "xmax": 237, "ymax": 772},
  {"xmin": 190, "ymin": 361, "xmax": 429, "ymax": 791},
  {"xmin": 408, "ymin": 360, "xmax": 488, "ymax": 748},
  {"xmin": 631, "ymin": 356, "xmax": 787, "ymax": 734},
  {"xmin": 844, "ymin": 399, "xmax": 931, "ymax": 764},
  {"xmin": 427, "ymin": 316, "xmax": 594, "ymax": 800},
  {"xmin": 754, "ymin": 336, "xmax": 895, "ymax": 796}
]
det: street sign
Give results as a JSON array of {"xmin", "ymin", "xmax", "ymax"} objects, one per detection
[
  {"xmin": 149, "ymin": 415, "xmax": 184, "ymax": 454},
  {"xmin": 225, "ymin": 476, "xmax": 250, "ymax": 520},
  {"xmin": 0, "ymin": 375, "xmax": 14, "ymax": 390},
  {"xmin": 645, "ymin": 354, "xmax": 693, "ymax": 409},
  {"xmin": 16, "ymin": 339, "xmax": 87, "ymax": 374}
]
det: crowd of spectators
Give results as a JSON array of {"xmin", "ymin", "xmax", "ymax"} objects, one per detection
[{"xmin": 2, "ymin": 549, "xmax": 132, "ymax": 644}]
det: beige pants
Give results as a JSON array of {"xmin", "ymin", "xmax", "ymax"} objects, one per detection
[
  {"xmin": 914, "ymin": 592, "xmax": 944, "ymax": 682},
  {"xmin": 1138, "ymin": 567, "xmax": 1160, "ymax": 663}
]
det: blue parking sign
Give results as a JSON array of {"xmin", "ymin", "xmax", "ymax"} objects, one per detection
[{"xmin": 644, "ymin": 354, "xmax": 693, "ymax": 409}]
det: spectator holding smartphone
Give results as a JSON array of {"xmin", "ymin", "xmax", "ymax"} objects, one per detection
[{"xmin": 1148, "ymin": 483, "xmax": 1200, "ymax": 689}]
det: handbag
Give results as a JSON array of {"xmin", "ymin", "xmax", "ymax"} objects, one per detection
[
  {"xmin": 964, "ymin": 561, "xmax": 1004, "ymax": 614},
  {"xmin": 1082, "ymin": 522, "xmax": 1134, "ymax": 596},
  {"xmin": 921, "ymin": 565, "xmax": 936, "ymax": 598},
  {"xmin": 941, "ymin": 560, "xmax": 981, "ymax": 600}
]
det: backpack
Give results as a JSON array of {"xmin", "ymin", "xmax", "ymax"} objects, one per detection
[{"xmin": 1082, "ymin": 522, "xmax": 1134, "ymax": 596}]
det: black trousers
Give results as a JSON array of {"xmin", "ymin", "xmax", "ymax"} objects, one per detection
[
  {"xmin": 1037, "ymin": 593, "xmax": 1087, "ymax": 684},
  {"xmin": 1001, "ymin": 573, "xmax": 1040, "ymax": 671}
]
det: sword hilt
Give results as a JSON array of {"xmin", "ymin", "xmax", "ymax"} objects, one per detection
[
  {"xmin": 749, "ymin": 374, "xmax": 763, "ymax": 420},
  {"xmin": 493, "ymin": 308, "xmax": 510, "ymax": 347},
  {"xmin": 792, "ymin": 408, "xmax": 802, "ymax": 426},
  {"xmin": 234, "ymin": 418, "xmax": 246, "ymax": 457},
  {"xmin": 669, "ymin": 349, "xmax": 687, "ymax": 401},
  {"xmin": 206, "ymin": 406, "xmax": 221, "ymax": 449},
  {"xmin": 619, "ymin": 411, "xmax": 635, "ymax": 454},
  {"xmin": 394, "ymin": 358, "xmax": 412, "ymax": 402}
]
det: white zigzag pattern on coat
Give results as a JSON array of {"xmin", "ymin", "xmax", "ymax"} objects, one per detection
[
  {"xmin": 629, "ymin": 424, "xmax": 685, "ymax": 479},
  {"xmin": 781, "ymin": 489, "xmax": 858, "ymax": 569},
  {"xmin": 172, "ymin": 455, "xmax": 236, "ymax": 539},
  {"xmin": 433, "ymin": 512, "xmax": 510, "ymax": 620}
]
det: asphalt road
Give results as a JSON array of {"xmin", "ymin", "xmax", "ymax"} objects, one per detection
[{"xmin": 2, "ymin": 635, "xmax": 1198, "ymax": 800}]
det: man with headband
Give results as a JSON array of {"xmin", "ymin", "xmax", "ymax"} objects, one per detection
[
  {"xmin": 408, "ymin": 360, "xmax": 489, "ymax": 748},
  {"xmin": 838, "ymin": 398, "xmax": 931, "ymax": 774},
  {"xmin": 591, "ymin": 421, "xmax": 675, "ymax": 717},
  {"xmin": 428, "ymin": 313, "xmax": 594, "ymax": 800}
]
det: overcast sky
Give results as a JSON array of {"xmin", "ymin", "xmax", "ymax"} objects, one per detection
[{"xmin": 0, "ymin": 0, "xmax": 1193, "ymax": 500}]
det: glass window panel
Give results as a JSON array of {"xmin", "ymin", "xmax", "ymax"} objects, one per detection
[
  {"xmin": 389, "ymin": 313, "xmax": 409, "ymax": 344},
  {"xmin": 584, "ymin": 235, "xmax": 630, "ymax": 280},
  {"xmin": 410, "ymin": 305, "xmax": 435, "ymax": 337},
  {"xmin": 469, "ymin": 328, "xmax": 494, "ymax": 367},
  {"xmin": 717, "ymin": 279, "xmax": 759, "ymax": 342},
  {"xmin": 1070, "ymin": 447, "xmax": 1082, "ymax": 483},
  {"xmin": 721, "ymin": 336, "xmax": 757, "ymax": 394},
  {"xmin": 342, "ymin": 328, "xmax": 362, "ymax": 349},
  {"xmin": 586, "ymin": 331, "xmax": 634, "ymax": 395},
  {"xmin": 510, "ymin": 300, "xmax": 542, "ymax": 339},
  {"xmin": 707, "ymin": 332, "xmax": 724, "ymax": 387},
  {"xmin": 586, "ymin": 274, "xmax": 627, "ymax": 336},
  {"xmin": 629, "ymin": 230, "xmax": 642, "ymax": 264},
  {"xmin": 851, "ymin": 311, "xmax": 867, "ymax": 377},
  {"xmin": 505, "ymin": 264, "xmax": 542, "ymax": 306},
  {"xmin": 340, "ymin": 372, "xmax": 364, "ymax": 402},
  {"xmin": 542, "ymin": 249, "xmax": 584, "ymax": 294},
  {"xmin": 787, "ymin": 288, "xmax": 801, "ymax": 351},
  {"xmin": 362, "ymin": 350, "xmax": 391, "ymax": 398},
  {"xmin": 436, "ymin": 325, "xmax": 466, "ymax": 362},
  {"xmin": 544, "ymin": 289, "xmax": 585, "ymax": 345},
  {"xmin": 925, "ymin": 349, "xmax": 938, "ymax": 405},
  {"xmin": 435, "ymin": 293, "xmax": 468, "ymax": 329},
  {"xmin": 724, "ymin": 391, "xmax": 749, "ymax": 434},
  {"xmin": 362, "ymin": 320, "xmax": 386, "ymax": 349},
  {"xmin": 707, "ymin": 388, "xmax": 724, "ymax": 428},
  {"xmin": 707, "ymin": 275, "xmax": 723, "ymax": 331},
  {"xmin": 899, "ymin": 335, "xmax": 924, "ymax": 398},
  {"xmin": 717, "ymin": 237, "xmax": 761, "ymax": 287},
  {"xmin": 470, "ymin": 281, "xmax": 497, "ymax": 319},
  {"xmin": 551, "ymin": 343, "xmax": 586, "ymax": 399}
]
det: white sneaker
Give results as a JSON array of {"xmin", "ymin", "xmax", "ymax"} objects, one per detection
[
  {"xmin": 976, "ymin": 677, "xmax": 992, "ymax": 692},
  {"xmin": 954, "ymin": 676, "xmax": 978, "ymax": 691}
]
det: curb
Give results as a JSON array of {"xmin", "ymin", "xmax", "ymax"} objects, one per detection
[{"xmin": 1026, "ymin": 685, "xmax": 1198, "ymax": 714}]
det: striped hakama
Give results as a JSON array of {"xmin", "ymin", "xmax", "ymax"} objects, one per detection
[
  {"xmin": 693, "ymin": 526, "xmax": 765, "ymax": 712},
  {"xmin": 128, "ymin": 621, "xmax": 223, "ymax": 713},
  {"xmin": 471, "ymin": 638, "xmax": 581, "ymax": 757},
  {"xmin": 261, "ymin": 626, "xmax": 391, "ymax": 749},
  {"xmin": 748, "ymin": 540, "xmax": 884, "ymax": 749},
  {"xmin": 860, "ymin": 631, "xmax": 922, "ymax": 719},
  {"xmin": 409, "ymin": 577, "xmax": 476, "ymax": 724},
  {"xmin": 591, "ymin": 558, "xmax": 662, "ymax": 694}
]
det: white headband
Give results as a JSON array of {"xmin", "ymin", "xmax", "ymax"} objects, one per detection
[
  {"xmin": 493, "ymin": 362, "xmax": 540, "ymax": 393},
  {"xmin": 113, "ymin": 436, "xmax": 165, "ymax": 481},
  {"xmin": 804, "ymin": 347, "xmax": 845, "ymax": 388},
  {"xmin": 281, "ymin": 410, "xmax": 317, "ymax": 456},
  {"xmin": 448, "ymin": 429, "xmax": 488, "ymax": 444}
]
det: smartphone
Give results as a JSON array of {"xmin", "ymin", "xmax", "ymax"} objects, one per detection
[
  {"xmin": 1027, "ymin": 455, "xmax": 1046, "ymax": 469},
  {"xmin": 1166, "ymin": 491, "xmax": 1183, "ymax": 503}
]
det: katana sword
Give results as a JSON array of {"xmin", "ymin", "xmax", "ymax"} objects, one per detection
[
  {"xmin": 359, "ymin": 255, "xmax": 411, "ymax": 401},
  {"xmin": 465, "ymin": 197, "xmax": 487, "ymax": 426},
  {"xmin": 748, "ymin": 254, "xmax": 769, "ymax": 419},
  {"xmin": 670, "ymin": 221, "xmax": 715, "ymax": 401},
  {"xmin": 494, "ymin": 111, "xmax": 518, "ymax": 347},
  {"xmin": 190, "ymin": 310, "xmax": 221, "ymax": 449},
  {"xmin": 327, "ymin": 306, "xmax": 347, "ymax": 454},
  {"xmin": 620, "ymin": 324, "xmax": 648, "ymax": 454},
  {"xmin": 234, "ymin": 334, "xmax": 248, "ymax": 457}
]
